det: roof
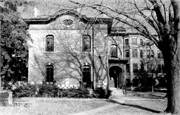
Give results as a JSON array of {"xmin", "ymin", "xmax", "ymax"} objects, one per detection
[{"xmin": 24, "ymin": 9, "xmax": 113, "ymax": 25}]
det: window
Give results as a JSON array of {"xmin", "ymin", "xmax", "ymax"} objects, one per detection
[
  {"xmin": 82, "ymin": 34, "xmax": 91, "ymax": 52},
  {"xmin": 125, "ymin": 50, "xmax": 129, "ymax": 58},
  {"xmin": 132, "ymin": 49, "xmax": 138, "ymax": 58},
  {"xmin": 140, "ymin": 39, "xmax": 144, "ymax": 46},
  {"xmin": 147, "ymin": 50, "xmax": 150, "ymax": 58},
  {"xmin": 46, "ymin": 64, "xmax": 54, "ymax": 82},
  {"xmin": 126, "ymin": 64, "xmax": 130, "ymax": 73},
  {"xmin": 132, "ymin": 37, "xmax": 137, "ymax": 45},
  {"xmin": 125, "ymin": 39, "xmax": 129, "ymax": 46},
  {"xmin": 157, "ymin": 64, "xmax": 162, "ymax": 73},
  {"xmin": 157, "ymin": 52, "xmax": 163, "ymax": 59},
  {"xmin": 140, "ymin": 50, "xmax": 143, "ymax": 58},
  {"xmin": 147, "ymin": 50, "xmax": 154, "ymax": 58},
  {"xmin": 46, "ymin": 35, "xmax": 54, "ymax": 52},
  {"xmin": 157, "ymin": 64, "xmax": 165, "ymax": 73},
  {"xmin": 150, "ymin": 50, "xmax": 154, "ymax": 58},
  {"xmin": 133, "ymin": 63, "xmax": 138, "ymax": 73},
  {"xmin": 110, "ymin": 44, "xmax": 118, "ymax": 58}
]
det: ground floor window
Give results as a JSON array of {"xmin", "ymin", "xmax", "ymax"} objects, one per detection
[{"xmin": 46, "ymin": 64, "xmax": 54, "ymax": 82}]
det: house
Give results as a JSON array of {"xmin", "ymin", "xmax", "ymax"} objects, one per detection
[
  {"xmin": 25, "ymin": 9, "xmax": 117, "ymax": 88},
  {"xmin": 21, "ymin": 4, "xmax": 164, "ymax": 88}
]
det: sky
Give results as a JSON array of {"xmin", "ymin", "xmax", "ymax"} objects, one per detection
[
  {"xmin": 19, "ymin": 0, "xmax": 171, "ymax": 35},
  {"xmin": 20, "ymin": 0, "xmax": 148, "ymax": 18}
]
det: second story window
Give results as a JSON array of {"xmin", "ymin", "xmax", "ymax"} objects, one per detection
[
  {"xmin": 140, "ymin": 39, "xmax": 144, "ymax": 46},
  {"xmin": 157, "ymin": 52, "xmax": 163, "ymax": 59},
  {"xmin": 133, "ymin": 63, "xmax": 138, "ymax": 73},
  {"xmin": 147, "ymin": 50, "xmax": 154, "ymax": 58},
  {"xmin": 140, "ymin": 50, "xmax": 143, "ymax": 58},
  {"xmin": 110, "ymin": 44, "xmax": 118, "ymax": 58},
  {"xmin": 82, "ymin": 34, "xmax": 91, "ymax": 52},
  {"xmin": 132, "ymin": 49, "xmax": 138, "ymax": 58},
  {"xmin": 126, "ymin": 64, "xmax": 130, "ymax": 73},
  {"xmin": 46, "ymin": 35, "xmax": 54, "ymax": 52},
  {"xmin": 125, "ymin": 49, "xmax": 129, "ymax": 58},
  {"xmin": 125, "ymin": 39, "xmax": 129, "ymax": 46},
  {"xmin": 132, "ymin": 37, "xmax": 137, "ymax": 45}
]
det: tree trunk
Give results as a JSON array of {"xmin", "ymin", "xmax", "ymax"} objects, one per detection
[{"xmin": 162, "ymin": 38, "xmax": 180, "ymax": 114}]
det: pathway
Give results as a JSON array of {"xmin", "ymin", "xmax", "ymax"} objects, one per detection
[{"xmin": 71, "ymin": 87, "xmax": 167, "ymax": 115}]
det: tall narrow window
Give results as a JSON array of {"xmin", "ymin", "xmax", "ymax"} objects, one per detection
[
  {"xmin": 140, "ymin": 39, "xmax": 144, "ymax": 46},
  {"xmin": 110, "ymin": 44, "xmax": 118, "ymax": 58},
  {"xmin": 125, "ymin": 49, "xmax": 129, "ymax": 58},
  {"xmin": 46, "ymin": 35, "xmax": 54, "ymax": 52},
  {"xmin": 132, "ymin": 49, "xmax": 138, "ymax": 58},
  {"xmin": 147, "ymin": 50, "xmax": 153, "ymax": 58},
  {"xmin": 140, "ymin": 50, "xmax": 143, "ymax": 58},
  {"xmin": 157, "ymin": 52, "xmax": 163, "ymax": 59},
  {"xmin": 125, "ymin": 39, "xmax": 129, "ymax": 46},
  {"xmin": 126, "ymin": 64, "xmax": 130, "ymax": 73},
  {"xmin": 46, "ymin": 64, "xmax": 54, "ymax": 82},
  {"xmin": 132, "ymin": 37, "xmax": 137, "ymax": 45},
  {"xmin": 133, "ymin": 63, "xmax": 138, "ymax": 73},
  {"xmin": 82, "ymin": 34, "xmax": 91, "ymax": 52},
  {"xmin": 150, "ymin": 50, "xmax": 154, "ymax": 58}
]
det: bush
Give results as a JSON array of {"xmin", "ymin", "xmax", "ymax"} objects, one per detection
[
  {"xmin": 92, "ymin": 88, "xmax": 111, "ymax": 98},
  {"xmin": 12, "ymin": 83, "xmax": 37, "ymax": 97},
  {"xmin": 11, "ymin": 82, "xmax": 111, "ymax": 99},
  {"xmin": 37, "ymin": 84, "xmax": 59, "ymax": 97}
]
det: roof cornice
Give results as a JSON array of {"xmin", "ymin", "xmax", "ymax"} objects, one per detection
[{"xmin": 23, "ymin": 9, "xmax": 113, "ymax": 25}]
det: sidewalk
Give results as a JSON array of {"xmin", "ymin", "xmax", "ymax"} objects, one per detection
[
  {"xmin": 72, "ymin": 87, "xmax": 168, "ymax": 115},
  {"xmin": 109, "ymin": 87, "xmax": 166, "ymax": 101}
]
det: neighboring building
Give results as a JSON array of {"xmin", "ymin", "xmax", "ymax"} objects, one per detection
[{"xmin": 110, "ymin": 34, "xmax": 164, "ymax": 81}]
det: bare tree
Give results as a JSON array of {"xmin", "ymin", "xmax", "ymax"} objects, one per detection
[{"xmin": 70, "ymin": 0, "xmax": 180, "ymax": 114}]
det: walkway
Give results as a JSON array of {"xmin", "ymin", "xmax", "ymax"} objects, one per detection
[{"xmin": 71, "ymin": 87, "xmax": 167, "ymax": 115}]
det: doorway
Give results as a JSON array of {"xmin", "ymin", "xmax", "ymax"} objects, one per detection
[{"xmin": 109, "ymin": 66, "xmax": 122, "ymax": 88}]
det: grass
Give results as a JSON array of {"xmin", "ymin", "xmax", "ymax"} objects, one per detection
[
  {"xmin": 0, "ymin": 98, "xmax": 111, "ymax": 115},
  {"xmin": 0, "ymin": 91, "xmax": 169, "ymax": 115}
]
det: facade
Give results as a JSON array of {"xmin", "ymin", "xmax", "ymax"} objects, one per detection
[
  {"xmin": 26, "ymin": 9, "xmax": 115, "ymax": 88},
  {"xmin": 118, "ymin": 35, "xmax": 164, "ymax": 81},
  {"xmin": 108, "ymin": 30, "xmax": 164, "ymax": 82},
  {"xmin": 25, "ymin": 8, "xmax": 164, "ymax": 88}
]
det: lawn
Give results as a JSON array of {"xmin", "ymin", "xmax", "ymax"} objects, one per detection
[
  {"xmin": 0, "ymin": 98, "xmax": 111, "ymax": 115},
  {"xmin": 0, "ymin": 91, "xmax": 170, "ymax": 115}
]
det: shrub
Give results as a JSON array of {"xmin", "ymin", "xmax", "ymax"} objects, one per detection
[
  {"xmin": 37, "ymin": 84, "xmax": 59, "ymax": 97},
  {"xmin": 12, "ymin": 83, "xmax": 111, "ymax": 99},
  {"xmin": 12, "ymin": 83, "xmax": 37, "ymax": 97},
  {"xmin": 92, "ymin": 88, "xmax": 111, "ymax": 98}
]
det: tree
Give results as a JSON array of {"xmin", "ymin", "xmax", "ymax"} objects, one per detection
[
  {"xmin": 71, "ymin": 0, "xmax": 180, "ymax": 114},
  {"xmin": 0, "ymin": 0, "xmax": 29, "ymax": 87}
]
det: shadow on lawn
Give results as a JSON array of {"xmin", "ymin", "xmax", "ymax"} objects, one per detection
[{"xmin": 107, "ymin": 100, "xmax": 162, "ymax": 113}]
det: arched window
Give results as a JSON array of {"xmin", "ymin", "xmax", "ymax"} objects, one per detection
[
  {"xmin": 46, "ymin": 35, "xmax": 54, "ymax": 52},
  {"xmin": 46, "ymin": 63, "xmax": 54, "ymax": 82},
  {"xmin": 110, "ymin": 44, "xmax": 118, "ymax": 58}
]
